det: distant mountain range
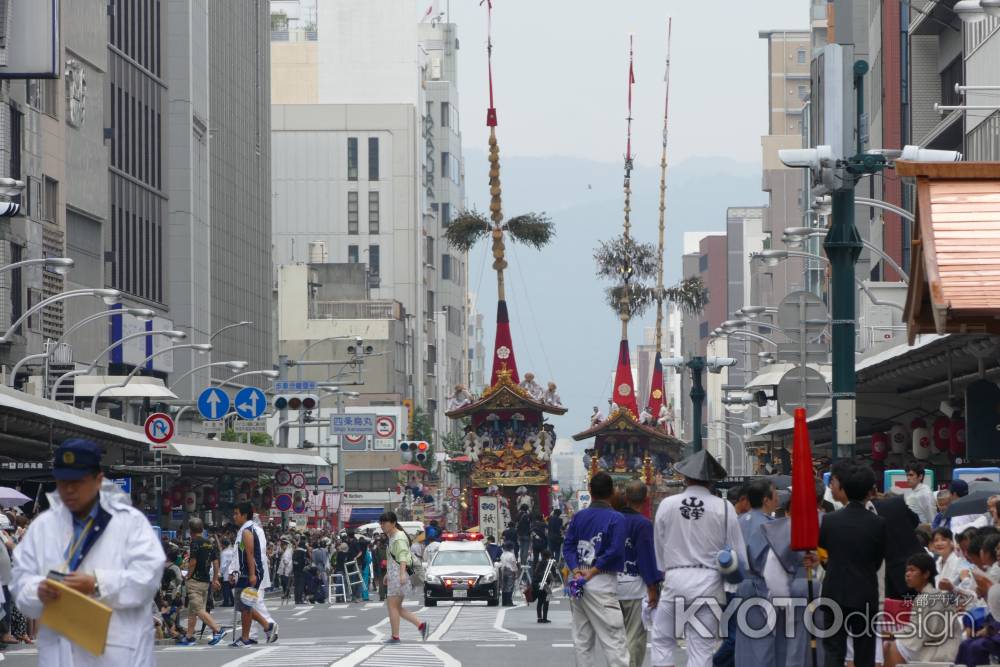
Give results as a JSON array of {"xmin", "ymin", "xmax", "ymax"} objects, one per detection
[{"xmin": 460, "ymin": 149, "xmax": 767, "ymax": 443}]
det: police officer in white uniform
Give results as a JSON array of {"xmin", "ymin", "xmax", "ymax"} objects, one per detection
[{"xmin": 651, "ymin": 450, "xmax": 745, "ymax": 667}]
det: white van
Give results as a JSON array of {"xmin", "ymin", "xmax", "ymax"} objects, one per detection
[{"xmin": 356, "ymin": 520, "xmax": 425, "ymax": 538}]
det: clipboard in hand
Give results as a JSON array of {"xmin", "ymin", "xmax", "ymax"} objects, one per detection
[{"xmin": 39, "ymin": 579, "xmax": 112, "ymax": 656}]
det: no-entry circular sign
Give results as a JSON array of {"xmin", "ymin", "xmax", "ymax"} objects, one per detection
[
  {"xmin": 144, "ymin": 412, "xmax": 175, "ymax": 445},
  {"xmin": 375, "ymin": 416, "xmax": 396, "ymax": 438}
]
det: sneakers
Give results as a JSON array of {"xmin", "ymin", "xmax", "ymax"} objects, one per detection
[
  {"xmin": 265, "ymin": 622, "xmax": 279, "ymax": 644},
  {"xmin": 208, "ymin": 628, "xmax": 229, "ymax": 646},
  {"xmin": 245, "ymin": 638, "xmax": 259, "ymax": 645},
  {"xmin": 229, "ymin": 639, "xmax": 249, "ymax": 648},
  {"xmin": 384, "ymin": 637, "xmax": 401, "ymax": 644},
  {"xmin": 176, "ymin": 637, "xmax": 196, "ymax": 646},
  {"xmin": 419, "ymin": 622, "xmax": 430, "ymax": 641},
  {"xmin": 537, "ymin": 618, "xmax": 551, "ymax": 624}
]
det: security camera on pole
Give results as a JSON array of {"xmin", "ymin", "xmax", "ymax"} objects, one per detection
[{"xmin": 778, "ymin": 13, "xmax": 962, "ymax": 459}]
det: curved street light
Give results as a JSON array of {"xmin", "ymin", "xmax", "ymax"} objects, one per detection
[
  {"xmin": 295, "ymin": 336, "xmax": 356, "ymax": 380},
  {"xmin": 210, "ymin": 321, "xmax": 252, "ymax": 342},
  {"xmin": 711, "ymin": 329, "xmax": 778, "ymax": 348},
  {"xmin": 168, "ymin": 360, "xmax": 248, "ymax": 391},
  {"xmin": 736, "ymin": 305, "xmax": 778, "ymax": 318},
  {"xmin": 91, "ymin": 343, "xmax": 213, "ymax": 412},
  {"xmin": 0, "ymin": 256, "xmax": 74, "ymax": 276},
  {"xmin": 216, "ymin": 368, "xmax": 280, "ymax": 389},
  {"xmin": 51, "ymin": 329, "xmax": 186, "ymax": 400},
  {"xmin": 40, "ymin": 307, "xmax": 156, "ymax": 396},
  {"xmin": 783, "ymin": 227, "xmax": 910, "ymax": 282},
  {"xmin": 0, "ymin": 288, "xmax": 122, "ymax": 343},
  {"xmin": 752, "ymin": 248, "xmax": 906, "ymax": 313}
]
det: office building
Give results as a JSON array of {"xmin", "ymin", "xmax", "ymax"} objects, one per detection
[{"xmin": 270, "ymin": 0, "xmax": 468, "ymax": 439}]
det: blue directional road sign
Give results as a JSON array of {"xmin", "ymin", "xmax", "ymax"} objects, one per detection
[
  {"xmin": 235, "ymin": 387, "xmax": 267, "ymax": 419},
  {"xmin": 197, "ymin": 387, "xmax": 230, "ymax": 421}
]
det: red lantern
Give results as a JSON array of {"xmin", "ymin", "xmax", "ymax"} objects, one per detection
[
  {"xmin": 161, "ymin": 495, "xmax": 173, "ymax": 515},
  {"xmin": 261, "ymin": 487, "xmax": 273, "ymax": 510},
  {"xmin": 204, "ymin": 488, "xmax": 218, "ymax": 510},
  {"xmin": 932, "ymin": 417, "xmax": 950, "ymax": 452},
  {"xmin": 170, "ymin": 487, "xmax": 183, "ymax": 506},
  {"xmin": 949, "ymin": 416, "xmax": 966, "ymax": 458},
  {"xmin": 871, "ymin": 432, "xmax": 889, "ymax": 462}
]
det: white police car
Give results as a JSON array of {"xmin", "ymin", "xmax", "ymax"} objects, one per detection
[{"xmin": 423, "ymin": 533, "xmax": 499, "ymax": 606}]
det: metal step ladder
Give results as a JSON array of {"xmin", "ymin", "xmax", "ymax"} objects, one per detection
[
  {"xmin": 340, "ymin": 561, "xmax": 365, "ymax": 601},
  {"xmin": 331, "ymin": 573, "xmax": 348, "ymax": 603}
]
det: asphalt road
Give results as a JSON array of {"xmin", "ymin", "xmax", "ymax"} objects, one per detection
[{"xmin": 0, "ymin": 593, "xmax": 678, "ymax": 666}]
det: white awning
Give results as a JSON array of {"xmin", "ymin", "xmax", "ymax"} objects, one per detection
[
  {"xmin": 165, "ymin": 441, "xmax": 328, "ymax": 467},
  {"xmin": 73, "ymin": 376, "xmax": 178, "ymax": 399},
  {"xmin": 744, "ymin": 363, "xmax": 831, "ymax": 390},
  {"xmin": 753, "ymin": 405, "xmax": 832, "ymax": 437},
  {"xmin": 0, "ymin": 385, "xmax": 322, "ymax": 468}
]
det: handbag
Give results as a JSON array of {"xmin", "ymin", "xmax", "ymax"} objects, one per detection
[{"xmin": 523, "ymin": 584, "xmax": 535, "ymax": 603}]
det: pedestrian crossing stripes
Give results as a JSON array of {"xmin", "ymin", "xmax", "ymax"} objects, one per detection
[
  {"xmin": 366, "ymin": 606, "xmax": 450, "ymax": 641},
  {"xmin": 438, "ymin": 605, "xmax": 526, "ymax": 642},
  {"xmin": 222, "ymin": 644, "xmax": 354, "ymax": 667},
  {"xmin": 348, "ymin": 643, "xmax": 456, "ymax": 667}
]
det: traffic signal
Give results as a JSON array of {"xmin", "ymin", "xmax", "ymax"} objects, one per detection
[
  {"xmin": 273, "ymin": 394, "xmax": 319, "ymax": 411},
  {"xmin": 399, "ymin": 440, "xmax": 429, "ymax": 463}
]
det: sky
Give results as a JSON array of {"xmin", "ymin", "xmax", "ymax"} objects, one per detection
[{"xmin": 444, "ymin": 0, "xmax": 810, "ymax": 167}]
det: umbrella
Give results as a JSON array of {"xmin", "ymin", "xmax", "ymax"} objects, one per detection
[
  {"xmin": 0, "ymin": 487, "xmax": 31, "ymax": 507},
  {"xmin": 969, "ymin": 480, "xmax": 1000, "ymax": 495},
  {"xmin": 789, "ymin": 407, "xmax": 819, "ymax": 667},
  {"xmin": 789, "ymin": 408, "xmax": 818, "ymax": 551},
  {"xmin": 765, "ymin": 474, "xmax": 793, "ymax": 490},
  {"xmin": 945, "ymin": 490, "xmax": 995, "ymax": 518},
  {"xmin": 391, "ymin": 463, "xmax": 429, "ymax": 473},
  {"xmin": 447, "ymin": 455, "xmax": 471, "ymax": 463}
]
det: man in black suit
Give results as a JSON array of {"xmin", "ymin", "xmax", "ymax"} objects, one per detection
[
  {"xmin": 872, "ymin": 493, "xmax": 921, "ymax": 600},
  {"xmin": 818, "ymin": 461, "xmax": 887, "ymax": 667}
]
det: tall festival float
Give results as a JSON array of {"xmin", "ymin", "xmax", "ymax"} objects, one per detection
[
  {"xmin": 573, "ymin": 29, "xmax": 707, "ymax": 514},
  {"xmin": 444, "ymin": 0, "xmax": 565, "ymax": 537}
]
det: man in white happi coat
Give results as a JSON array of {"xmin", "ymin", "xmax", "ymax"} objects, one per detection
[
  {"xmin": 520, "ymin": 373, "xmax": 543, "ymax": 400},
  {"xmin": 652, "ymin": 450, "xmax": 745, "ymax": 667},
  {"xmin": 11, "ymin": 439, "xmax": 164, "ymax": 667}
]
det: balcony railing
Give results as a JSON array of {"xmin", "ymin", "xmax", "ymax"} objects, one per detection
[{"xmin": 311, "ymin": 300, "xmax": 402, "ymax": 321}]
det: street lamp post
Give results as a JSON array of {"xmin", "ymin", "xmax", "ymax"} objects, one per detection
[
  {"xmin": 663, "ymin": 356, "xmax": 737, "ymax": 453},
  {"xmin": 210, "ymin": 321, "xmax": 252, "ymax": 342},
  {"xmin": 216, "ymin": 369, "xmax": 280, "ymax": 389},
  {"xmin": 0, "ymin": 257, "xmax": 73, "ymax": 276},
  {"xmin": 0, "ymin": 288, "xmax": 122, "ymax": 343},
  {"xmin": 42, "ymin": 307, "xmax": 156, "ymax": 396},
  {"xmin": 51, "ymin": 329, "xmax": 187, "ymax": 402},
  {"xmin": 91, "ymin": 343, "xmax": 212, "ymax": 413},
  {"xmin": 168, "ymin": 360, "xmax": 248, "ymax": 391}
]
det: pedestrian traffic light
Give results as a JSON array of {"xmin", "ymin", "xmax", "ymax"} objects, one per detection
[{"xmin": 273, "ymin": 394, "xmax": 319, "ymax": 411}]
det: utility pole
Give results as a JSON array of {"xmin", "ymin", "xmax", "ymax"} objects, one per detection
[
  {"xmin": 277, "ymin": 353, "xmax": 289, "ymax": 448},
  {"xmin": 688, "ymin": 357, "xmax": 706, "ymax": 453}
]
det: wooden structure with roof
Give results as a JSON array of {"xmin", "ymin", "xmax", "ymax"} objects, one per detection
[{"xmin": 900, "ymin": 161, "xmax": 1000, "ymax": 344}]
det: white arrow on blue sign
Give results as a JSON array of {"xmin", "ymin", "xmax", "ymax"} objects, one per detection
[
  {"xmin": 197, "ymin": 387, "xmax": 230, "ymax": 421},
  {"xmin": 235, "ymin": 387, "xmax": 267, "ymax": 419}
]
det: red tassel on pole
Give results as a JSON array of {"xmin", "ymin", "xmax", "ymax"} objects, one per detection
[{"xmin": 790, "ymin": 407, "xmax": 819, "ymax": 551}]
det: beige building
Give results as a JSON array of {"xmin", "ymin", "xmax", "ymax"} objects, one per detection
[{"xmin": 754, "ymin": 30, "xmax": 813, "ymax": 321}]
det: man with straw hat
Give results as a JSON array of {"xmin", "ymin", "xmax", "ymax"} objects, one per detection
[{"xmin": 651, "ymin": 450, "xmax": 745, "ymax": 667}]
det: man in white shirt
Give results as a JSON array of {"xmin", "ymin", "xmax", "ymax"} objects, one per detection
[
  {"xmin": 652, "ymin": 450, "xmax": 746, "ymax": 667},
  {"xmin": 219, "ymin": 538, "xmax": 236, "ymax": 607},
  {"xmin": 903, "ymin": 462, "xmax": 937, "ymax": 525}
]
